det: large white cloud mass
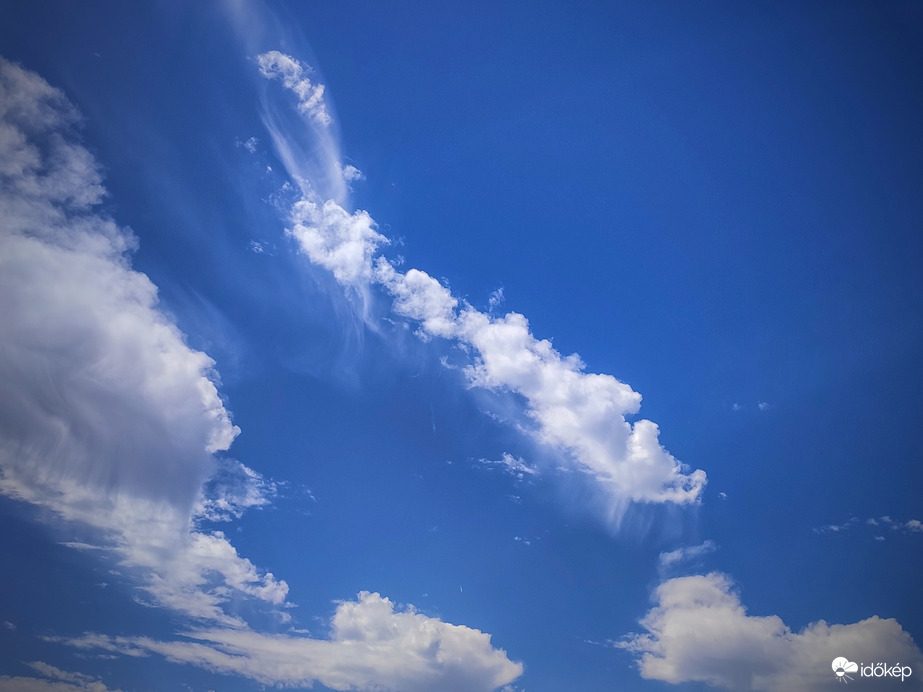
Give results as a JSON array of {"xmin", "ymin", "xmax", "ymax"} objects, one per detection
[
  {"xmin": 0, "ymin": 58, "xmax": 239, "ymax": 510},
  {"xmin": 0, "ymin": 56, "xmax": 286, "ymax": 623},
  {"xmin": 259, "ymin": 51, "xmax": 706, "ymax": 520},
  {"xmin": 60, "ymin": 591, "xmax": 523, "ymax": 692},
  {"xmin": 617, "ymin": 573, "xmax": 923, "ymax": 691}
]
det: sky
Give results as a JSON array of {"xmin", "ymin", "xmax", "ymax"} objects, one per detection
[{"xmin": 0, "ymin": 1, "xmax": 922, "ymax": 691}]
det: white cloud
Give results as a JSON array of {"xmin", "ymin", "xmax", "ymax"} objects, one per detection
[
  {"xmin": 0, "ymin": 57, "xmax": 291, "ymax": 625},
  {"xmin": 257, "ymin": 52, "xmax": 706, "ymax": 522},
  {"xmin": 195, "ymin": 459, "xmax": 278, "ymax": 522},
  {"xmin": 256, "ymin": 51, "xmax": 331, "ymax": 127},
  {"xmin": 488, "ymin": 287, "xmax": 505, "ymax": 312},
  {"xmin": 0, "ymin": 58, "xmax": 239, "ymax": 513},
  {"xmin": 60, "ymin": 592, "xmax": 523, "ymax": 692},
  {"xmin": 658, "ymin": 540, "xmax": 717, "ymax": 574},
  {"xmin": 814, "ymin": 516, "xmax": 923, "ymax": 538},
  {"xmin": 342, "ymin": 163, "xmax": 364, "ymax": 182},
  {"xmin": 256, "ymin": 51, "xmax": 347, "ymax": 203},
  {"xmin": 236, "ymin": 135, "xmax": 259, "ymax": 153},
  {"xmin": 284, "ymin": 199, "xmax": 704, "ymax": 519},
  {"xmin": 477, "ymin": 453, "xmax": 538, "ymax": 481},
  {"xmin": 289, "ymin": 198, "xmax": 387, "ymax": 285},
  {"xmin": 617, "ymin": 573, "xmax": 923, "ymax": 691}
]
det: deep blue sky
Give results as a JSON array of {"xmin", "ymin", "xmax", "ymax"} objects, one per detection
[{"xmin": 1, "ymin": 2, "xmax": 921, "ymax": 691}]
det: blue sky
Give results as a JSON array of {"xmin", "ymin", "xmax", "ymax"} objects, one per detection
[{"xmin": 0, "ymin": 1, "xmax": 921, "ymax": 690}]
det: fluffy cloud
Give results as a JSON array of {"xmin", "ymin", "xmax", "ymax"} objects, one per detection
[
  {"xmin": 60, "ymin": 592, "xmax": 523, "ymax": 692},
  {"xmin": 257, "ymin": 50, "xmax": 331, "ymax": 127},
  {"xmin": 0, "ymin": 57, "xmax": 292, "ymax": 625},
  {"xmin": 618, "ymin": 573, "xmax": 923, "ymax": 691},
  {"xmin": 0, "ymin": 57, "xmax": 239, "ymax": 512},
  {"xmin": 814, "ymin": 516, "xmax": 923, "ymax": 540},
  {"xmin": 289, "ymin": 198, "xmax": 387, "ymax": 285},
  {"xmin": 194, "ymin": 458, "xmax": 278, "ymax": 522}
]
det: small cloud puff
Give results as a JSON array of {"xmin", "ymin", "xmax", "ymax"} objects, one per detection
[
  {"xmin": 236, "ymin": 136, "xmax": 259, "ymax": 153},
  {"xmin": 195, "ymin": 459, "xmax": 278, "ymax": 522},
  {"xmin": 658, "ymin": 540, "xmax": 718, "ymax": 576},
  {"xmin": 259, "ymin": 53, "xmax": 707, "ymax": 523},
  {"xmin": 477, "ymin": 453, "xmax": 538, "ymax": 481},
  {"xmin": 342, "ymin": 163, "xmax": 364, "ymax": 182}
]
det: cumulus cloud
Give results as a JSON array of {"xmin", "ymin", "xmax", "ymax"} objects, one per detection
[
  {"xmin": 617, "ymin": 573, "xmax": 923, "ymax": 691},
  {"xmin": 0, "ymin": 57, "xmax": 295, "ymax": 625},
  {"xmin": 0, "ymin": 61, "xmax": 239, "ymax": 512},
  {"xmin": 257, "ymin": 50, "xmax": 331, "ymax": 127},
  {"xmin": 59, "ymin": 591, "xmax": 523, "ymax": 692},
  {"xmin": 258, "ymin": 52, "xmax": 706, "ymax": 521},
  {"xmin": 288, "ymin": 198, "xmax": 387, "ymax": 285}
]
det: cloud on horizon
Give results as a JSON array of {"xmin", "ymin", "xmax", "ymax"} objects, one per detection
[{"xmin": 617, "ymin": 573, "xmax": 923, "ymax": 691}]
